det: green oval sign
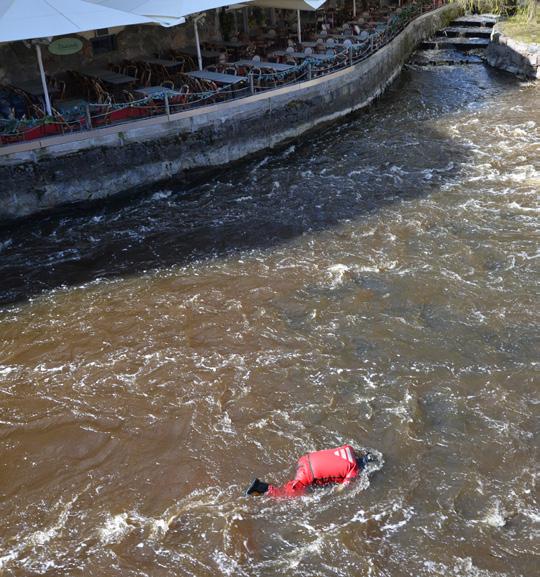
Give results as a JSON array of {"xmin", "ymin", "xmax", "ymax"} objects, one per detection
[{"xmin": 48, "ymin": 37, "xmax": 83, "ymax": 56}]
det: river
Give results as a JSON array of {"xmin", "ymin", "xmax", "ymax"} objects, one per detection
[{"xmin": 0, "ymin": 57, "xmax": 538, "ymax": 577}]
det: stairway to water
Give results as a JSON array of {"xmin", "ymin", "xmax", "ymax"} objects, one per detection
[{"xmin": 411, "ymin": 14, "xmax": 498, "ymax": 66}]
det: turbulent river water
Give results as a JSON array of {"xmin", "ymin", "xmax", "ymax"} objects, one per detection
[{"xmin": 0, "ymin": 57, "xmax": 539, "ymax": 577}]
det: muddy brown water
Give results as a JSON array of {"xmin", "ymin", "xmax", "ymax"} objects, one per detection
[{"xmin": 0, "ymin": 59, "xmax": 539, "ymax": 577}]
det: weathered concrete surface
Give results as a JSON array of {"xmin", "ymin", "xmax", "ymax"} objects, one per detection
[
  {"xmin": 0, "ymin": 4, "xmax": 460, "ymax": 222},
  {"xmin": 422, "ymin": 36, "xmax": 489, "ymax": 49},
  {"xmin": 436, "ymin": 26, "xmax": 493, "ymax": 37},
  {"xmin": 487, "ymin": 25, "xmax": 540, "ymax": 80}
]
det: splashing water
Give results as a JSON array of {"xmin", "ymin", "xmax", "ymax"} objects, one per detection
[{"xmin": 0, "ymin": 62, "xmax": 538, "ymax": 576}]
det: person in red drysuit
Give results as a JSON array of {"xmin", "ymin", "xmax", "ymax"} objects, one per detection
[{"xmin": 246, "ymin": 445, "xmax": 378, "ymax": 497}]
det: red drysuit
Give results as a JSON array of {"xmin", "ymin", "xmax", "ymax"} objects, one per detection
[{"xmin": 267, "ymin": 445, "xmax": 360, "ymax": 497}]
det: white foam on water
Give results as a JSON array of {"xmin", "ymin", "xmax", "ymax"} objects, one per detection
[
  {"xmin": 0, "ymin": 238, "xmax": 12, "ymax": 252},
  {"xmin": 0, "ymin": 491, "xmax": 81, "ymax": 571},
  {"xmin": 147, "ymin": 518, "xmax": 169, "ymax": 540},
  {"xmin": 250, "ymin": 155, "xmax": 270, "ymax": 172},
  {"xmin": 380, "ymin": 505, "xmax": 415, "ymax": 533},
  {"xmin": 0, "ymin": 551, "xmax": 18, "ymax": 571},
  {"xmin": 277, "ymin": 533, "xmax": 324, "ymax": 571},
  {"xmin": 0, "ymin": 365, "xmax": 16, "ymax": 376},
  {"xmin": 507, "ymin": 202, "xmax": 540, "ymax": 214},
  {"xmin": 326, "ymin": 264, "xmax": 350, "ymax": 287},
  {"xmin": 281, "ymin": 144, "xmax": 296, "ymax": 158},
  {"xmin": 422, "ymin": 557, "xmax": 510, "ymax": 577},
  {"xmin": 214, "ymin": 411, "xmax": 235, "ymax": 435},
  {"xmin": 471, "ymin": 310, "xmax": 487, "ymax": 323},
  {"xmin": 348, "ymin": 164, "xmax": 384, "ymax": 178},
  {"xmin": 384, "ymin": 390, "xmax": 414, "ymax": 423},
  {"xmin": 213, "ymin": 551, "xmax": 249, "ymax": 576},
  {"xmin": 98, "ymin": 513, "xmax": 133, "ymax": 545},
  {"xmin": 482, "ymin": 497, "xmax": 508, "ymax": 528},
  {"xmin": 151, "ymin": 190, "xmax": 173, "ymax": 201},
  {"xmin": 325, "ymin": 261, "xmax": 396, "ymax": 289}
]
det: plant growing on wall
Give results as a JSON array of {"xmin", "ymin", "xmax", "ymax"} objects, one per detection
[{"xmin": 457, "ymin": 0, "xmax": 510, "ymax": 14}]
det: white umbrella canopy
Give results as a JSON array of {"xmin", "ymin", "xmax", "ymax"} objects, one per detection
[
  {"xmin": 91, "ymin": 2, "xmax": 256, "ymax": 71},
  {"xmin": 0, "ymin": 0, "xmax": 155, "ymax": 43},
  {"xmin": 0, "ymin": 0, "xmax": 157, "ymax": 117},
  {"xmin": 89, "ymin": 1, "xmax": 253, "ymax": 25},
  {"xmin": 249, "ymin": 0, "xmax": 327, "ymax": 9}
]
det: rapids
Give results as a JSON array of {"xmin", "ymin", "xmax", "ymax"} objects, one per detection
[{"xmin": 0, "ymin": 59, "xmax": 538, "ymax": 576}]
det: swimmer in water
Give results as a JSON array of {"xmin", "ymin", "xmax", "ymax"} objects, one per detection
[{"xmin": 246, "ymin": 445, "xmax": 380, "ymax": 497}]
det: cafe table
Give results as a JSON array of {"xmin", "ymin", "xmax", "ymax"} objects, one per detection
[
  {"xmin": 81, "ymin": 69, "xmax": 137, "ymax": 86},
  {"xmin": 233, "ymin": 60, "xmax": 295, "ymax": 72},
  {"xmin": 187, "ymin": 70, "xmax": 247, "ymax": 85}
]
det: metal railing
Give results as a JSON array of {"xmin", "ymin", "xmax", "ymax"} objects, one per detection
[{"xmin": 0, "ymin": 1, "xmax": 445, "ymax": 148}]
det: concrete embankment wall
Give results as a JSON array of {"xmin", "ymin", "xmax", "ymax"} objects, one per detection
[
  {"xmin": 486, "ymin": 25, "xmax": 540, "ymax": 80},
  {"xmin": 0, "ymin": 4, "xmax": 460, "ymax": 222}
]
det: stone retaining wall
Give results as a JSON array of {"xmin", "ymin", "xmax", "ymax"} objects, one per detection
[
  {"xmin": 487, "ymin": 25, "xmax": 540, "ymax": 79},
  {"xmin": 0, "ymin": 4, "xmax": 460, "ymax": 222}
]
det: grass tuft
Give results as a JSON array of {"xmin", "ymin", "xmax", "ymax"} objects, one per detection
[{"xmin": 500, "ymin": 8, "xmax": 540, "ymax": 45}]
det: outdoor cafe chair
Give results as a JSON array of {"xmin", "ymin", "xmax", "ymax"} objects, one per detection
[
  {"xmin": 46, "ymin": 77, "xmax": 67, "ymax": 101},
  {"xmin": 91, "ymin": 81, "xmax": 112, "ymax": 106},
  {"xmin": 121, "ymin": 90, "xmax": 135, "ymax": 103},
  {"xmin": 29, "ymin": 103, "xmax": 46, "ymax": 119},
  {"xmin": 124, "ymin": 64, "xmax": 139, "ymax": 79},
  {"xmin": 169, "ymin": 85, "xmax": 190, "ymax": 108},
  {"xmin": 150, "ymin": 64, "xmax": 170, "ymax": 83},
  {"xmin": 140, "ymin": 67, "xmax": 152, "ymax": 88}
]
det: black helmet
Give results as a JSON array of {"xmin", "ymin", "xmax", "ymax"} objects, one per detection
[{"xmin": 358, "ymin": 451, "xmax": 379, "ymax": 469}]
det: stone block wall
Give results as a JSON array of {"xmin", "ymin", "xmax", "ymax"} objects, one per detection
[
  {"xmin": 487, "ymin": 27, "xmax": 540, "ymax": 80},
  {"xmin": 0, "ymin": 4, "xmax": 461, "ymax": 221}
]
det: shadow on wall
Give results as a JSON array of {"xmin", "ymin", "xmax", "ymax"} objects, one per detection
[{"xmin": 0, "ymin": 65, "xmax": 513, "ymax": 307}]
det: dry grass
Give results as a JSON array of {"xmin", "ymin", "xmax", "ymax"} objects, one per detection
[{"xmin": 500, "ymin": 10, "xmax": 540, "ymax": 45}]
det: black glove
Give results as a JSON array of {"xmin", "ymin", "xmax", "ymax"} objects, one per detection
[{"xmin": 245, "ymin": 478, "xmax": 269, "ymax": 496}]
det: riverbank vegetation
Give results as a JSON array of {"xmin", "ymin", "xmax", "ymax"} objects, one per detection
[
  {"xmin": 500, "ymin": 5, "xmax": 539, "ymax": 43},
  {"xmin": 457, "ymin": 0, "xmax": 539, "ymax": 44}
]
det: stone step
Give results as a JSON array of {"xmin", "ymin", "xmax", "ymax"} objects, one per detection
[
  {"xmin": 409, "ymin": 48, "xmax": 485, "ymax": 66},
  {"xmin": 421, "ymin": 37, "xmax": 490, "ymax": 50},
  {"xmin": 450, "ymin": 14, "xmax": 497, "ymax": 28},
  {"xmin": 436, "ymin": 26, "xmax": 493, "ymax": 38}
]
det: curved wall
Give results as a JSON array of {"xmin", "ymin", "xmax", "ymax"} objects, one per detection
[{"xmin": 0, "ymin": 4, "xmax": 460, "ymax": 221}]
